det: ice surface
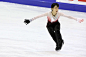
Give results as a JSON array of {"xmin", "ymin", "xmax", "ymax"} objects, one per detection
[{"xmin": 0, "ymin": 1, "xmax": 86, "ymax": 57}]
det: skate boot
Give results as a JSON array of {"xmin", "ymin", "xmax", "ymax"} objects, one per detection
[{"xmin": 55, "ymin": 39, "xmax": 64, "ymax": 51}]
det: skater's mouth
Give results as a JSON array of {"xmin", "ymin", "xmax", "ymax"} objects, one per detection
[{"xmin": 56, "ymin": 11, "xmax": 58, "ymax": 12}]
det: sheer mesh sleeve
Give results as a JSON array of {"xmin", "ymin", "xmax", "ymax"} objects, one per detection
[
  {"xmin": 59, "ymin": 12, "xmax": 77, "ymax": 21},
  {"xmin": 31, "ymin": 12, "xmax": 49, "ymax": 21}
]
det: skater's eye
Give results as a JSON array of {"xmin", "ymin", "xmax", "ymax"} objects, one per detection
[{"xmin": 55, "ymin": 7, "xmax": 58, "ymax": 9}]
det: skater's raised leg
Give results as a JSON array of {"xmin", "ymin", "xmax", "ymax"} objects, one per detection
[{"xmin": 47, "ymin": 26, "xmax": 57, "ymax": 44}]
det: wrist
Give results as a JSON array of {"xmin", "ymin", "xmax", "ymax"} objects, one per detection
[
  {"xmin": 75, "ymin": 18, "xmax": 78, "ymax": 21},
  {"xmin": 29, "ymin": 19, "xmax": 33, "ymax": 22},
  {"xmin": 76, "ymin": 18, "xmax": 84, "ymax": 23}
]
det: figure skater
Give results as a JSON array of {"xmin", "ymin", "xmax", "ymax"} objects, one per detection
[{"xmin": 24, "ymin": 3, "xmax": 84, "ymax": 51}]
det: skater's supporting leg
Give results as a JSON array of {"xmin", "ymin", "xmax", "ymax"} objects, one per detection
[
  {"xmin": 54, "ymin": 25, "xmax": 64, "ymax": 50},
  {"xmin": 54, "ymin": 26, "xmax": 64, "ymax": 50}
]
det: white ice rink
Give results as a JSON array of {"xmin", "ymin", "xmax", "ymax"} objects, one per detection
[{"xmin": 0, "ymin": 2, "xmax": 86, "ymax": 57}]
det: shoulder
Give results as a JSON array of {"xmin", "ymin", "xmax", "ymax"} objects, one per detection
[
  {"xmin": 57, "ymin": 12, "xmax": 63, "ymax": 14},
  {"xmin": 57, "ymin": 12, "xmax": 65, "ymax": 16},
  {"xmin": 46, "ymin": 11, "xmax": 51, "ymax": 16},
  {"xmin": 43, "ymin": 11, "xmax": 51, "ymax": 16},
  {"xmin": 46, "ymin": 11, "xmax": 51, "ymax": 14}
]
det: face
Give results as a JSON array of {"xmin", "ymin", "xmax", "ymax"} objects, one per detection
[{"xmin": 51, "ymin": 5, "xmax": 59, "ymax": 13}]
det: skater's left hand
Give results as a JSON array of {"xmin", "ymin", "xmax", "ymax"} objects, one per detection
[
  {"xmin": 77, "ymin": 18, "xmax": 84, "ymax": 23},
  {"xmin": 24, "ymin": 19, "xmax": 30, "ymax": 25}
]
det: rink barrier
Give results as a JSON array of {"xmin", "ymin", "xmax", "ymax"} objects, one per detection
[{"xmin": 0, "ymin": 0, "xmax": 86, "ymax": 12}]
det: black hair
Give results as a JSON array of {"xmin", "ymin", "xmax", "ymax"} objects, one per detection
[{"xmin": 51, "ymin": 3, "xmax": 59, "ymax": 8}]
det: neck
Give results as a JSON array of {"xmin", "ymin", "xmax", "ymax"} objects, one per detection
[{"xmin": 51, "ymin": 11, "xmax": 57, "ymax": 16}]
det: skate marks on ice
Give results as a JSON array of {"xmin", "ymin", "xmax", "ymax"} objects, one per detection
[
  {"xmin": 0, "ymin": 38, "xmax": 85, "ymax": 57},
  {"xmin": 0, "ymin": 38, "xmax": 44, "ymax": 57},
  {"xmin": 35, "ymin": 50, "xmax": 86, "ymax": 57}
]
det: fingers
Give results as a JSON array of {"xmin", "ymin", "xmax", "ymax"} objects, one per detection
[
  {"xmin": 24, "ymin": 19, "xmax": 28, "ymax": 25},
  {"xmin": 81, "ymin": 19, "xmax": 84, "ymax": 22},
  {"xmin": 78, "ymin": 19, "xmax": 84, "ymax": 23},
  {"xmin": 24, "ymin": 22, "xmax": 27, "ymax": 25}
]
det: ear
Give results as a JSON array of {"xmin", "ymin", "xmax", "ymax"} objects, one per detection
[{"xmin": 51, "ymin": 8, "xmax": 53, "ymax": 11}]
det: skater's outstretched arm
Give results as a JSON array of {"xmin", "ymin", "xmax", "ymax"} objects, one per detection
[
  {"xmin": 31, "ymin": 12, "xmax": 48, "ymax": 21},
  {"xmin": 24, "ymin": 12, "xmax": 48, "ymax": 25},
  {"xmin": 59, "ymin": 12, "xmax": 84, "ymax": 23}
]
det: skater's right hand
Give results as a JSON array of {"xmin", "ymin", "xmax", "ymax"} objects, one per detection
[
  {"xmin": 77, "ymin": 18, "xmax": 84, "ymax": 23},
  {"xmin": 24, "ymin": 19, "xmax": 30, "ymax": 25}
]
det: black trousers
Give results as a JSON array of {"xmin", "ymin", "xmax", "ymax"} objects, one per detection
[{"xmin": 46, "ymin": 21, "xmax": 64, "ymax": 49}]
